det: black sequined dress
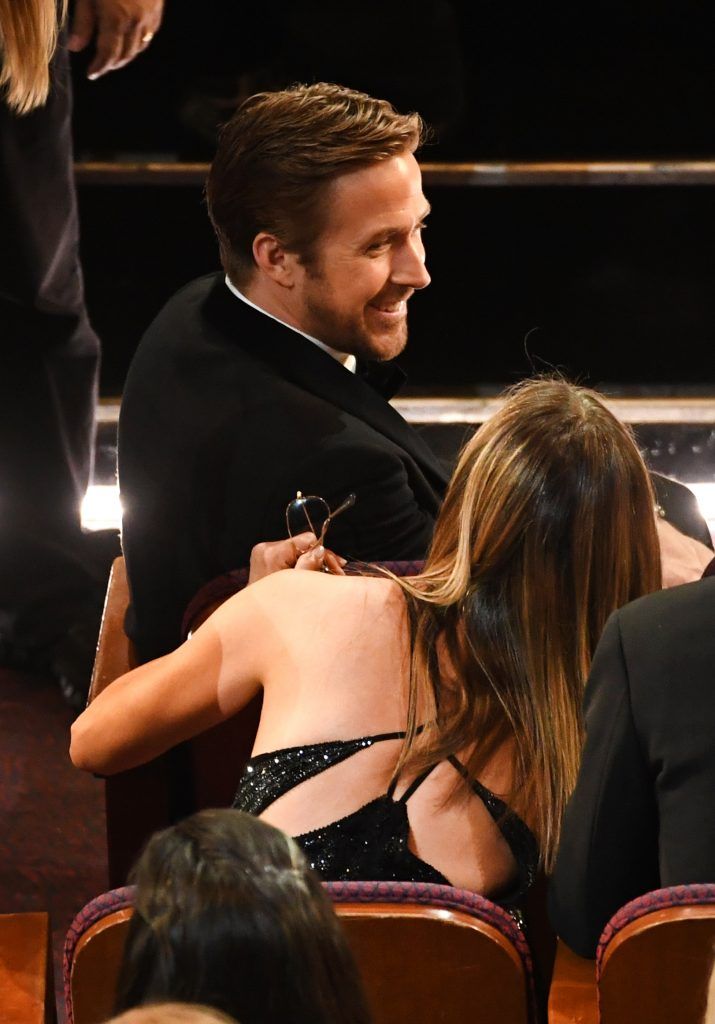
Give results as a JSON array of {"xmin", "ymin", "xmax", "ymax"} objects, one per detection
[{"xmin": 233, "ymin": 730, "xmax": 538, "ymax": 903}]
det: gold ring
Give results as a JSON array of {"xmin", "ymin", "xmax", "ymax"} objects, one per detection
[{"xmin": 141, "ymin": 30, "xmax": 154, "ymax": 44}]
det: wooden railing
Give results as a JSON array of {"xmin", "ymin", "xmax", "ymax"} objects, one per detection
[
  {"xmin": 98, "ymin": 396, "xmax": 715, "ymax": 425},
  {"xmin": 75, "ymin": 160, "xmax": 715, "ymax": 188}
]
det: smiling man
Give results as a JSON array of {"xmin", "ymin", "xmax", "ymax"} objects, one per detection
[{"xmin": 119, "ymin": 83, "xmax": 448, "ymax": 661}]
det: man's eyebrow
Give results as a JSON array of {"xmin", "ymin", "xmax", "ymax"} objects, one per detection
[{"xmin": 363, "ymin": 204, "xmax": 433, "ymax": 243}]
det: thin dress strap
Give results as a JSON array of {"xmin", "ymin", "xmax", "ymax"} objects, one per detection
[
  {"xmin": 447, "ymin": 754, "xmax": 539, "ymax": 898},
  {"xmin": 386, "ymin": 764, "xmax": 439, "ymax": 802}
]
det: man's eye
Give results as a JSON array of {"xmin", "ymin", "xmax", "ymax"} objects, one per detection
[{"xmin": 367, "ymin": 239, "xmax": 389, "ymax": 252}]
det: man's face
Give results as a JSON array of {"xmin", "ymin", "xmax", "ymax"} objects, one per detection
[{"xmin": 292, "ymin": 151, "xmax": 431, "ymax": 362}]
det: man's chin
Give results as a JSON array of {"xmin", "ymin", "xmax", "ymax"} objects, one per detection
[
  {"xmin": 354, "ymin": 323, "xmax": 408, "ymax": 362},
  {"xmin": 305, "ymin": 309, "xmax": 407, "ymax": 362}
]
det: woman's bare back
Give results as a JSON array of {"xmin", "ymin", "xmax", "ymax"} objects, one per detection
[{"xmin": 240, "ymin": 570, "xmax": 526, "ymax": 897}]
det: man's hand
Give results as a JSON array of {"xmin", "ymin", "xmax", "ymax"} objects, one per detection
[
  {"xmin": 68, "ymin": 0, "xmax": 164, "ymax": 79},
  {"xmin": 248, "ymin": 533, "xmax": 347, "ymax": 584}
]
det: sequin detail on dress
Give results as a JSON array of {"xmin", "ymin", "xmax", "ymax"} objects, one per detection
[
  {"xmin": 233, "ymin": 732, "xmax": 538, "ymax": 902},
  {"xmin": 234, "ymin": 731, "xmax": 405, "ymax": 816}
]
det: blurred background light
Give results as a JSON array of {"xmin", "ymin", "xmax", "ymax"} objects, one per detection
[
  {"xmin": 79, "ymin": 480, "xmax": 715, "ymax": 542},
  {"xmin": 688, "ymin": 483, "xmax": 715, "ymax": 542},
  {"xmin": 81, "ymin": 484, "xmax": 122, "ymax": 531}
]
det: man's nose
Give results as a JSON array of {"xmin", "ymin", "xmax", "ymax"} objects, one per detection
[{"xmin": 391, "ymin": 238, "xmax": 431, "ymax": 290}]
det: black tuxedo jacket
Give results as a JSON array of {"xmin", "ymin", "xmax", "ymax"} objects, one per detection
[
  {"xmin": 549, "ymin": 576, "xmax": 715, "ymax": 957},
  {"xmin": 119, "ymin": 274, "xmax": 448, "ymax": 661}
]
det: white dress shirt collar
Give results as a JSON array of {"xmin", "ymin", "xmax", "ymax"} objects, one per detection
[{"xmin": 225, "ymin": 276, "xmax": 357, "ymax": 373}]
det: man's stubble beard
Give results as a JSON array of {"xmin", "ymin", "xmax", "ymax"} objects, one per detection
[
  {"xmin": 311, "ymin": 306, "xmax": 407, "ymax": 362},
  {"xmin": 302, "ymin": 283, "xmax": 409, "ymax": 363}
]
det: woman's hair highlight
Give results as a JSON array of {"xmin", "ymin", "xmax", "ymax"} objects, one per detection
[{"xmin": 0, "ymin": 0, "xmax": 67, "ymax": 114}]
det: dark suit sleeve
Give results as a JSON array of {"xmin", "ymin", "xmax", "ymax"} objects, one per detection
[
  {"xmin": 548, "ymin": 612, "xmax": 659, "ymax": 957},
  {"xmin": 266, "ymin": 440, "xmax": 439, "ymax": 562}
]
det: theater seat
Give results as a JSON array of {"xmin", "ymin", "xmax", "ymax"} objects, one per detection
[
  {"xmin": 64, "ymin": 881, "xmax": 536, "ymax": 1024},
  {"xmin": 0, "ymin": 911, "xmax": 53, "ymax": 1024},
  {"xmin": 326, "ymin": 880, "xmax": 537, "ymax": 1024},
  {"xmin": 63, "ymin": 887, "xmax": 134, "ymax": 1024},
  {"xmin": 548, "ymin": 883, "xmax": 715, "ymax": 1023}
]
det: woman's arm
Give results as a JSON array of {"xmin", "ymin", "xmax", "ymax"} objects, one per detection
[
  {"xmin": 70, "ymin": 575, "xmax": 284, "ymax": 775},
  {"xmin": 71, "ymin": 534, "xmax": 343, "ymax": 775}
]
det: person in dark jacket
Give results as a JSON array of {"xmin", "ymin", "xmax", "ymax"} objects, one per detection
[
  {"xmin": 119, "ymin": 83, "xmax": 447, "ymax": 662},
  {"xmin": 0, "ymin": 0, "xmax": 162, "ymax": 705}
]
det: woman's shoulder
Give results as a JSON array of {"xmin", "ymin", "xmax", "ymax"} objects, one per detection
[{"xmin": 236, "ymin": 569, "xmax": 407, "ymax": 637}]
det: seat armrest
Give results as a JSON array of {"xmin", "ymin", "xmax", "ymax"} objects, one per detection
[
  {"xmin": 88, "ymin": 557, "xmax": 138, "ymax": 702},
  {"xmin": 548, "ymin": 939, "xmax": 598, "ymax": 1024}
]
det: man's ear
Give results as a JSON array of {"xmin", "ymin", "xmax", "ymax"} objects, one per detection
[{"xmin": 252, "ymin": 232, "xmax": 300, "ymax": 287}]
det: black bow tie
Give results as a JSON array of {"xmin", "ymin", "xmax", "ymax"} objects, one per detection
[{"xmin": 357, "ymin": 360, "xmax": 407, "ymax": 400}]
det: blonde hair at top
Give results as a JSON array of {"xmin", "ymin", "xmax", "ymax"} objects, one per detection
[
  {"xmin": 390, "ymin": 377, "xmax": 661, "ymax": 872},
  {"xmin": 0, "ymin": 0, "xmax": 67, "ymax": 114}
]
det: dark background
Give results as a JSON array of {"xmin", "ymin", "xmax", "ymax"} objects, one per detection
[{"xmin": 71, "ymin": 1, "xmax": 715, "ymax": 394}]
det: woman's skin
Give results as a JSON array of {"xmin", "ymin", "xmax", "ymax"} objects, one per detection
[
  {"xmin": 71, "ymin": 542, "xmax": 520, "ymax": 896},
  {"xmin": 655, "ymin": 517, "xmax": 713, "ymax": 586}
]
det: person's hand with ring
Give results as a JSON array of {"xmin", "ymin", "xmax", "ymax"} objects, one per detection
[{"xmin": 68, "ymin": 0, "xmax": 164, "ymax": 80}]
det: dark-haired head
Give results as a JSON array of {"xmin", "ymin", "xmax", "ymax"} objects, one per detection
[
  {"xmin": 394, "ymin": 377, "xmax": 661, "ymax": 870},
  {"xmin": 115, "ymin": 810, "xmax": 371, "ymax": 1024}
]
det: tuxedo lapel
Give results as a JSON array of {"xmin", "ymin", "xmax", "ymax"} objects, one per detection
[{"xmin": 203, "ymin": 278, "xmax": 449, "ymax": 490}]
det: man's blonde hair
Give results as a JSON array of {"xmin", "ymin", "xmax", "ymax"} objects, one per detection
[
  {"xmin": 206, "ymin": 82, "xmax": 425, "ymax": 287},
  {"xmin": 0, "ymin": 0, "xmax": 67, "ymax": 114}
]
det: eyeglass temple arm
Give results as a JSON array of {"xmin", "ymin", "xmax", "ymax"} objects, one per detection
[{"xmin": 317, "ymin": 493, "xmax": 357, "ymax": 545}]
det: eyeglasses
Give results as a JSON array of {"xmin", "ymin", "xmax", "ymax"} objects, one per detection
[{"xmin": 285, "ymin": 491, "xmax": 357, "ymax": 547}]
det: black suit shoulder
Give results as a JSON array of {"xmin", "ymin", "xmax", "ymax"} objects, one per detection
[
  {"xmin": 610, "ymin": 578, "xmax": 715, "ymax": 741},
  {"xmin": 616, "ymin": 574, "xmax": 715, "ymax": 660}
]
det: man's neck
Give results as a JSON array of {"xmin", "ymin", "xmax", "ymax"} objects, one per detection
[
  {"xmin": 239, "ymin": 276, "xmax": 305, "ymax": 333},
  {"xmin": 226, "ymin": 276, "xmax": 356, "ymax": 371}
]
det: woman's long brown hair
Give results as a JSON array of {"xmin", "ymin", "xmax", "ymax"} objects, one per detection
[
  {"xmin": 392, "ymin": 378, "xmax": 661, "ymax": 871},
  {"xmin": 0, "ymin": 0, "xmax": 67, "ymax": 114}
]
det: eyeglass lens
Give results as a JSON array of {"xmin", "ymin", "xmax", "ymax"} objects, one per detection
[
  {"xmin": 286, "ymin": 495, "xmax": 331, "ymax": 539},
  {"xmin": 286, "ymin": 492, "xmax": 357, "ymax": 544}
]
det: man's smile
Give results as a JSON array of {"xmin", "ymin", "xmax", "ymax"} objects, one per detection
[
  {"xmin": 368, "ymin": 300, "xmax": 406, "ymax": 318},
  {"xmin": 367, "ymin": 289, "xmax": 414, "ymax": 320}
]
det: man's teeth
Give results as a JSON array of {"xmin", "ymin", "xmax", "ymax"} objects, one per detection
[{"xmin": 374, "ymin": 302, "xmax": 404, "ymax": 313}]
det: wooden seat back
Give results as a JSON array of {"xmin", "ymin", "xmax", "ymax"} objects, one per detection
[
  {"xmin": 598, "ymin": 900, "xmax": 715, "ymax": 1023},
  {"xmin": 326, "ymin": 880, "xmax": 536, "ymax": 1023},
  {"xmin": 0, "ymin": 912, "xmax": 54, "ymax": 1024},
  {"xmin": 548, "ymin": 884, "xmax": 715, "ymax": 1024},
  {"xmin": 65, "ymin": 883, "xmax": 535, "ymax": 1024}
]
